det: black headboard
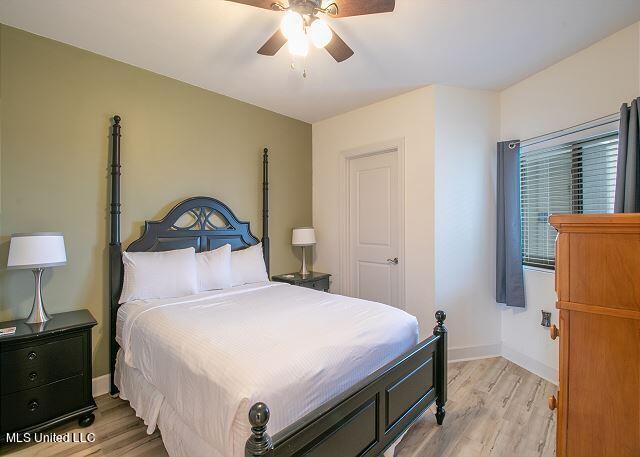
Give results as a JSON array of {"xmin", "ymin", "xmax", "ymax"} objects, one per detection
[
  {"xmin": 108, "ymin": 115, "xmax": 270, "ymax": 394},
  {"xmin": 126, "ymin": 196, "xmax": 260, "ymax": 253}
]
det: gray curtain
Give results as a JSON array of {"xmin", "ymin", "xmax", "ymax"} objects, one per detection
[
  {"xmin": 616, "ymin": 98, "xmax": 640, "ymax": 213},
  {"xmin": 496, "ymin": 141, "xmax": 526, "ymax": 308}
]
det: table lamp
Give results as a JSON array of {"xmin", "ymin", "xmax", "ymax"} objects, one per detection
[
  {"xmin": 292, "ymin": 227, "xmax": 316, "ymax": 277},
  {"xmin": 7, "ymin": 232, "xmax": 67, "ymax": 324}
]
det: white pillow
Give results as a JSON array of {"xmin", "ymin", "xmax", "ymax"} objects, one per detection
[
  {"xmin": 119, "ymin": 247, "xmax": 198, "ymax": 303},
  {"xmin": 231, "ymin": 243, "xmax": 269, "ymax": 286},
  {"xmin": 196, "ymin": 244, "xmax": 232, "ymax": 291}
]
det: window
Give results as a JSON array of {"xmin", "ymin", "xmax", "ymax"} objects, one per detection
[{"xmin": 520, "ymin": 131, "xmax": 619, "ymax": 269}]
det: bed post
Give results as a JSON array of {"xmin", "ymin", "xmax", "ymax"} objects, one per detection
[
  {"xmin": 109, "ymin": 115, "xmax": 122, "ymax": 395},
  {"xmin": 433, "ymin": 310, "xmax": 447, "ymax": 425},
  {"xmin": 262, "ymin": 148, "xmax": 270, "ymax": 277},
  {"xmin": 246, "ymin": 402, "xmax": 273, "ymax": 456}
]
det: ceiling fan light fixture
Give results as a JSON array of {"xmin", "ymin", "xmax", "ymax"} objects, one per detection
[
  {"xmin": 280, "ymin": 10, "xmax": 304, "ymax": 40},
  {"xmin": 287, "ymin": 32, "xmax": 309, "ymax": 57},
  {"xmin": 309, "ymin": 18, "xmax": 332, "ymax": 48}
]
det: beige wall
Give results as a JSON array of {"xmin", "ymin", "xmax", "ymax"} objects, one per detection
[
  {"xmin": 312, "ymin": 87, "xmax": 437, "ymax": 339},
  {"xmin": 433, "ymin": 86, "xmax": 501, "ymax": 358},
  {"xmin": 499, "ymin": 22, "xmax": 640, "ymax": 382},
  {"xmin": 0, "ymin": 25, "xmax": 312, "ymax": 377},
  {"xmin": 312, "ymin": 85, "xmax": 503, "ymax": 359},
  {"xmin": 501, "ymin": 22, "xmax": 639, "ymax": 140}
]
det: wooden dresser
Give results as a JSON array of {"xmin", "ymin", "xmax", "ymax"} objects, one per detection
[{"xmin": 549, "ymin": 214, "xmax": 640, "ymax": 457}]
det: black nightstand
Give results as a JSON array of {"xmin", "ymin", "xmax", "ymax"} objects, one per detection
[
  {"xmin": 272, "ymin": 272, "xmax": 331, "ymax": 292},
  {"xmin": 0, "ymin": 309, "xmax": 97, "ymax": 442}
]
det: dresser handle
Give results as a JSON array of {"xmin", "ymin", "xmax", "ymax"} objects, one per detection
[
  {"xmin": 28, "ymin": 400, "xmax": 39, "ymax": 412},
  {"xmin": 548, "ymin": 395, "xmax": 557, "ymax": 411},
  {"xmin": 550, "ymin": 324, "xmax": 560, "ymax": 340},
  {"xmin": 28, "ymin": 372, "xmax": 38, "ymax": 382},
  {"xmin": 27, "ymin": 351, "xmax": 37, "ymax": 360}
]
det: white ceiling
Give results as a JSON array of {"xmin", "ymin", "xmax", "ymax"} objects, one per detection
[{"xmin": 1, "ymin": 0, "xmax": 640, "ymax": 123}]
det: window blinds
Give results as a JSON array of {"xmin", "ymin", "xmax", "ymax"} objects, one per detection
[{"xmin": 520, "ymin": 131, "xmax": 619, "ymax": 269}]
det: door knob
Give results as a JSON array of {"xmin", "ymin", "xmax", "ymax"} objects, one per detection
[
  {"xmin": 548, "ymin": 394, "xmax": 557, "ymax": 411},
  {"xmin": 386, "ymin": 257, "xmax": 399, "ymax": 265},
  {"xmin": 550, "ymin": 324, "xmax": 559, "ymax": 340}
]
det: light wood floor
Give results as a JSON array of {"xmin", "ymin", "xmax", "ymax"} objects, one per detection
[
  {"xmin": 394, "ymin": 357, "xmax": 557, "ymax": 457},
  {"xmin": 2, "ymin": 357, "xmax": 556, "ymax": 457}
]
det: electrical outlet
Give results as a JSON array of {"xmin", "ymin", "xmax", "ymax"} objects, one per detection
[{"xmin": 541, "ymin": 310, "xmax": 551, "ymax": 327}]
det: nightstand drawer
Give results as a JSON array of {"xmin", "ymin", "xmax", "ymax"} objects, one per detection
[
  {"xmin": 1, "ymin": 335, "xmax": 84, "ymax": 394},
  {"xmin": 0, "ymin": 374, "xmax": 85, "ymax": 433},
  {"xmin": 311, "ymin": 277, "xmax": 329, "ymax": 291}
]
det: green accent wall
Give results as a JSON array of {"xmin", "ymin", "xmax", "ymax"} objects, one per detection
[{"xmin": 0, "ymin": 25, "xmax": 312, "ymax": 377}]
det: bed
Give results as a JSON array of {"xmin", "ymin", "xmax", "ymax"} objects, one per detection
[{"xmin": 108, "ymin": 115, "xmax": 447, "ymax": 457}]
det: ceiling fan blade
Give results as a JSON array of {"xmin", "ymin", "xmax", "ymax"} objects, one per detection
[
  {"xmin": 257, "ymin": 29, "xmax": 288, "ymax": 56},
  {"xmin": 226, "ymin": 0, "xmax": 282, "ymax": 11},
  {"xmin": 325, "ymin": 0, "xmax": 395, "ymax": 18},
  {"xmin": 325, "ymin": 27, "xmax": 354, "ymax": 62}
]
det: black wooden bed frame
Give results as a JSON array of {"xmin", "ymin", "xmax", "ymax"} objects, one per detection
[{"xmin": 108, "ymin": 115, "xmax": 447, "ymax": 457}]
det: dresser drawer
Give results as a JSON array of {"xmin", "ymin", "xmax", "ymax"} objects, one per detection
[
  {"xmin": 1, "ymin": 335, "xmax": 84, "ymax": 394},
  {"xmin": 0, "ymin": 374, "xmax": 86, "ymax": 433}
]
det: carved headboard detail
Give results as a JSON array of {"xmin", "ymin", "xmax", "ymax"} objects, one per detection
[
  {"xmin": 127, "ymin": 197, "xmax": 259, "ymax": 254},
  {"xmin": 108, "ymin": 115, "xmax": 269, "ymax": 394}
]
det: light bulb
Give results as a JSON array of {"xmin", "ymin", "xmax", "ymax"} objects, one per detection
[
  {"xmin": 309, "ymin": 18, "xmax": 332, "ymax": 48},
  {"xmin": 287, "ymin": 32, "xmax": 309, "ymax": 57},
  {"xmin": 280, "ymin": 10, "xmax": 304, "ymax": 40}
]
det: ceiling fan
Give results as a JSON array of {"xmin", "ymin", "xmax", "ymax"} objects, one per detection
[{"xmin": 227, "ymin": 0, "xmax": 396, "ymax": 62}]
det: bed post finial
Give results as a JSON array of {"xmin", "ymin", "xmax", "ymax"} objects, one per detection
[
  {"xmin": 433, "ymin": 310, "xmax": 447, "ymax": 425},
  {"xmin": 110, "ymin": 114, "xmax": 122, "ymax": 245},
  {"xmin": 246, "ymin": 402, "xmax": 273, "ymax": 456},
  {"xmin": 262, "ymin": 147, "xmax": 270, "ymax": 277}
]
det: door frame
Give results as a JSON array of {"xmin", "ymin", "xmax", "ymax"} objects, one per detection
[{"xmin": 338, "ymin": 138, "xmax": 406, "ymax": 309}]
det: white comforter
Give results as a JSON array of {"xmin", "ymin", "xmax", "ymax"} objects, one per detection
[{"xmin": 117, "ymin": 282, "xmax": 419, "ymax": 457}]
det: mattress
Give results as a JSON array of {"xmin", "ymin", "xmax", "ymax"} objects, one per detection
[{"xmin": 116, "ymin": 282, "xmax": 419, "ymax": 457}]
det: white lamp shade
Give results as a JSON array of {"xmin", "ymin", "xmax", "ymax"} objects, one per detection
[
  {"xmin": 292, "ymin": 228, "xmax": 316, "ymax": 246},
  {"xmin": 7, "ymin": 232, "xmax": 67, "ymax": 269}
]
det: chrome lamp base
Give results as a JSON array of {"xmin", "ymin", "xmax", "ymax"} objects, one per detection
[
  {"xmin": 26, "ymin": 268, "xmax": 51, "ymax": 324},
  {"xmin": 299, "ymin": 246, "xmax": 310, "ymax": 278}
]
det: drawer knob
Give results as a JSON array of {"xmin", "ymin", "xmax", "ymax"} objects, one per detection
[
  {"xmin": 550, "ymin": 324, "xmax": 560, "ymax": 340},
  {"xmin": 29, "ymin": 371, "xmax": 38, "ymax": 382},
  {"xmin": 28, "ymin": 400, "xmax": 39, "ymax": 412},
  {"xmin": 548, "ymin": 395, "xmax": 557, "ymax": 411},
  {"xmin": 27, "ymin": 351, "xmax": 37, "ymax": 360}
]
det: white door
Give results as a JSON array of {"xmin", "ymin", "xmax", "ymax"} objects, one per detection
[{"xmin": 348, "ymin": 149, "xmax": 401, "ymax": 308}]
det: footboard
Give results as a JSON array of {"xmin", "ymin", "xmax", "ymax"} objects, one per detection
[{"xmin": 246, "ymin": 311, "xmax": 448, "ymax": 457}]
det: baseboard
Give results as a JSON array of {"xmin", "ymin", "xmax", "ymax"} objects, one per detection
[
  {"xmin": 92, "ymin": 374, "xmax": 110, "ymax": 397},
  {"xmin": 448, "ymin": 343, "xmax": 558, "ymax": 385},
  {"xmin": 448, "ymin": 343, "xmax": 502, "ymax": 363},
  {"xmin": 501, "ymin": 344, "xmax": 558, "ymax": 385}
]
